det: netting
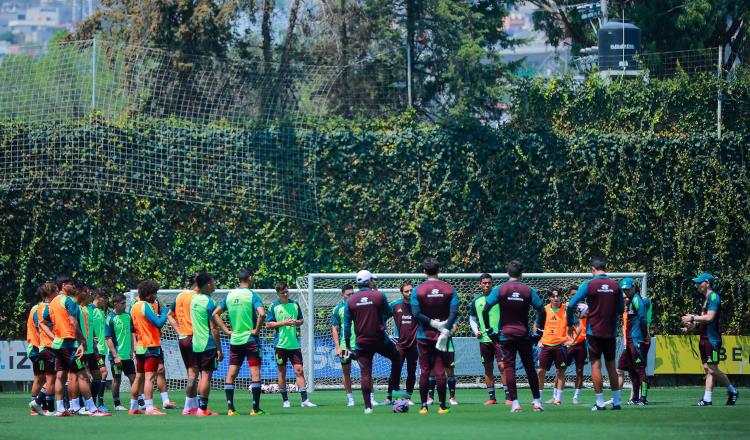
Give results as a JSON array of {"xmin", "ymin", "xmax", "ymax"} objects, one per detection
[
  {"xmin": 0, "ymin": 39, "xmax": 341, "ymax": 221},
  {"xmin": 573, "ymin": 47, "xmax": 720, "ymax": 78},
  {"xmin": 297, "ymin": 272, "xmax": 650, "ymax": 391}
]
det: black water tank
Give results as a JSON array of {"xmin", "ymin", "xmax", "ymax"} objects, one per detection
[{"xmin": 598, "ymin": 21, "xmax": 641, "ymax": 70}]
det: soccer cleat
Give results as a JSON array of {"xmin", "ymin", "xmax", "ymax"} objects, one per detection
[
  {"xmin": 504, "ymin": 399, "xmax": 512, "ymax": 405},
  {"xmin": 438, "ymin": 407, "xmax": 450, "ymax": 414},
  {"xmin": 545, "ymin": 398, "xmax": 556, "ymax": 404},
  {"xmin": 426, "ymin": 397, "xmax": 434, "ymax": 406},
  {"xmin": 364, "ymin": 408, "xmax": 373, "ymax": 415},
  {"xmin": 483, "ymin": 399, "xmax": 498, "ymax": 406},
  {"xmin": 694, "ymin": 399, "xmax": 713, "ymax": 407},
  {"xmin": 640, "ymin": 398, "xmax": 649, "ymax": 405},
  {"xmin": 533, "ymin": 403, "xmax": 544, "ymax": 412},
  {"xmin": 627, "ymin": 399, "xmax": 637, "ymax": 405},
  {"xmin": 145, "ymin": 408, "xmax": 166, "ymax": 416},
  {"xmin": 591, "ymin": 404, "xmax": 606, "ymax": 411},
  {"xmin": 604, "ymin": 399, "xmax": 614, "ymax": 406},
  {"xmin": 511, "ymin": 406, "xmax": 522, "ymax": 413},
  {"xmin": 449, "ymin": 397, "xmax": 459, "ymax": 406},
  {"xmin": 551, "ymin": 400, "xmax": 561, "ymax": 405},
  {"xmin": 282, "ymin": 401, "xmax": 291, "ymax": 408},
  {"xmin": 727, "ymin": 390, "xmax": 739, "ymax": 406},
  {"xmin": 163, "ymin": 402, "xmax": 177, "ymax": 409},
  {"xmin": 128, "ymin": 409, "xmax": 144, "ymax": 415},
  {"xmin": 300, "ymin": 400, "xmax": 317, "ymax": 408},
  {"xmin": 196, "ymin": 408, "xmax": 219, "ymax": 416},
  {"xmin": 76, "ymin": 408, "xmax": 91, "ymax": 416},
  {"xmin": 227, "ymin": 409, "xmax": 239, "ymax": 416},
  {"xmin": 30, "ymin": 410, "xmax": 38, "ymax": 416},
  {"xmin": 635, "ymin": 400, "xmax": 646, "ymax": 406},
  {"xmin": 42, "ymin": 410, "xmax": 55, "ymax": 417},
  {"xmin": 98, "ymin": 404, "xmax": 110, "ymax": 412},
  {"xmin": 572, "ymin": 397, "xmax": 580, "ymax": 405},
  {"xmin": 370, "ymin": 399, "xmax": 380, "ymax": 407},
  {"xmin": 29, "ymin": 400, "xmax": 44, "ymax": 415},
  {"xmin": 182, "ymin": 408, "xmax": 198, "ymax": 415},
  {"xmin": 54, "ymin": 410, "xmax": 73, "ymax": 417},
  {"xmin": 114, "ymin": 405, "xmax": 128, "ymax": 411},
  {"xmin": 406, "ymin": 399, "xmax": 415, "ymax": 406},
  {"xmin": 346, "ymin": 399, "xmax": 355, "ymax": 407},
  {"xmin": 90, "ymin": 410, "xmax": 112, "ymax": 416},
  {"xmin": 419, "ymin": 407, "xmax": 429, "ymax": 415},
  {"xmin": 611, "ymin": 405, "xmax": 622, "ymax": 410},
  {"xmin": 250, "ymin": 409, "xmax": 268, "ymax": 416}
]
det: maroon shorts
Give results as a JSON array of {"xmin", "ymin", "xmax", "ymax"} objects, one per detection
[
  {"xmin": 275, "ymin": 348, "xmax": 303, "ymax": 366},
  {"xmin": 417, "ymin": 340, "xmax": 451, "ymax": 377},
  {"xmin": 617, "ymin": 343, "xmax": 634, "ymax": 371},
  {"xmin": 54, "ymin": 346, "xmax": 85, "ymax": 373},
  {"xmin": 179, "ymin": 336, "xmax": 197, "ymax": 369},
  {"xmin": 538, "ymin": 345, "xmax": 567, "ymax": 370},
  {"xmin": 37, "ymin": 349, "xmax": 56, "ymax": 374},
  {"xmin": 587, "ymin": 336, "xmax": 616, "ymax": 362},
  {"xmin": 566, "ymin": 342, "xmax": 587, "ymax": 368},
  {"xmin": 30, "ymin": 354, "xmax": 42, "ymax": 375},
  {"xmin": 699, "ymin": 338, "xmax": 721, "ymax": 364},
  {"xmin": 230, "ymin": 341, "xmax": 262, "ymax": 367},
  {"xmin": 480, "ymin": 341, "xmax": 502, "ymax": 365},
  {"xmin": 195, "ymin": 349, "xmax": 218, "ymax": 372},
  {"xmin": 136, "ymin": 353, "xmax": 161, "ymax": 373}
]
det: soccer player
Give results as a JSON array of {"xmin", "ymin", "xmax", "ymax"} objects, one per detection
[
  {"xmin": 88, "ymin": 288, "xmax": 110, "ymax": 411},
  {"xmin": 411, "ymin": 258, "xmax": 458, "ymax": 414},
  {"xmin": 190, "ymin": 272, "xmax": 223, "ymax": 416},
  {"xmin": 680, "ymin": 273, "xmax": 739, "ymax": 406},
  {"xmin": 266, "ymin": 281, "xmax": 316, "ymax": 408},
  {"xmin": 343, "ymin": 270, "xmax": 401, "ymax": 414},
  {"xmin": 27, "ymin": 284, "xmax": 49, "ymax": 415},
  {"xmin": 29, "ymin": 282, "xmax": 58, "ymax": 415},
  {"xmin": 148, "ymin": 298, "xmax": 175, "ymax": 409},
  {"xmin": 129, "ymin": 279, "xmax": 169, "ymax": 415},
  {"xmin": 78, "ymin": 286, "xmax": 98, "ymax": 412},
  {"xmin": 331, "ymin": 284, "xmax": 359, "ymax": 407},
  {"xmin": 40, "ymin": 276, "xmax": 108, "ymax": 416},
  {"xmin": 566, "ymin": 298, "xmax": 588, "ymax": 404},
  {"xmin": 105, "ymin": 293, "xmax": 136, "ymax": 411},
  {"xmin": 425, "ymin": 324, "xmax": 458, "ymax": 406},
  {"xmin": 615, "ymin": 278, "xmax": 651, "ymax": 405},
  {"xmin": 534, "ymin": 288, "xmax": 568, "ymax": 405},
  {"xmin": 168, "ymin": 272, "xmax": 199, "ymax": 415},
  {"xmin": 212, "ymin": 268, "xmax": 267, "ymax": 416},
  {"xmin": 389, "ymin": 282, "xmax": 418, "ymax": 405},
  {"xmin": 469, "ymin": 273, "xmax": 508, "ymax": 405},
  {"xmin": 566, "ymin": 257, "xmax": 624, "ymax": 411},
  {"xmin": 482, "ymin": 260, "xmax": 544, "ymax": 412}
]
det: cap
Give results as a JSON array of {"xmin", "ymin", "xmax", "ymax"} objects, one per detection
[
  {"xmin": 692, "ymin": 272, "xmax": 715, "ymax": 284},
  {"xmin": 619, "ymin": 277, "xmax": 634, "ymax": 289},
  {"xmin": 356, "ymin": 270, "xmax": 375, "ymax": 284}
]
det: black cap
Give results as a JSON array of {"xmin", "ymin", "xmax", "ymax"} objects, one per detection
[{"xmin": 237, "ymin": 268, "xmax": 253, "ymax": 280}]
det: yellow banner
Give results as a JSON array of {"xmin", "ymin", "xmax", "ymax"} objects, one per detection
[{"xmin": 654, "ymin": 335, "xmax": 750, "ymax": 374}]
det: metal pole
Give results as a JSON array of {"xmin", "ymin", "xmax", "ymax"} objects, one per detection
[
  {"xmin": 306, "ymin": 274, "xmax": 316, "ymax": 391},
  {"xmin": 601, "ymin": 0, "xmax": 608, "ymax": 23},
  {"xmin": 406, "ymin": 42, "xmax": 413, "ymax": 108},
  {"xmin": 717, "ymin": 45, "xmax": 722, "ymax": 139},
  {"xmin": 91, "ymin": 38, "xmax": 96, "ymax": 110}
]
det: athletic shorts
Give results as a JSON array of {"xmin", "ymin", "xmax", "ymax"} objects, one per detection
[
  {"xmin": 480, "ymin": 341, "xmax": 503, "ymax": 365},
  {"xmin": 229, "ymin": 341, "xmax": 261, "ymax": 367},
  {"xmin": 54, "ymin": 345, "xmax": 85, "ymax": 373},
  {"xmin": 136, "ymin": 352, "xmax": 161, "ymax": 373},
  {"xmin": 85, "ymin": 353, "xmax": 105, "ymax": 371},
  {"xmin": 110, "ymin": 358, "xmax": 136, "ymax": 376},
  {"xmin": 538, "ymin": 344, "xmax": 567, "ymax": 370},
  {"xmin": 30, "ymin": 354, "xmax": 41, "ymax": 375},
  {"xmin": 195, "ymin": 348, "xmax": 218, "ymax": 372},
  {"xmin": 275, "ymin": 348, "xmax": 303, "ymax": 366},
  {"xmin": 565, "ymin": 343, "xmax": 587, "ymax": 368},
  {"xmin": 179, "ymin": 336, "xmax": 197, "ymax": 369},
  {"xmin": 587, "ymin": 336, "xmax": 616, "ymax": 362},
  {"xmin": 699, "ymin": 338, "xmax": 721, "ymax": 364},
  {"xmin": 37, "ymin": 349, "xmax": 56, "ymax": 374}
]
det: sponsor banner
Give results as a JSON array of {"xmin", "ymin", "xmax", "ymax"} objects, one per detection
[
  {"xmin": 654, "ymin": 335, "xmax": 750, "ymax": 374},
  {"xmin": 0, "ymin": 341, "xmax": 34, "ymax": 380}
]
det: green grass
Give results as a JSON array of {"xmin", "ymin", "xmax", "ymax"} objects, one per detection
[{"xmin": 1, "ymin": 387, "xmax": 745, "ymax": 439}]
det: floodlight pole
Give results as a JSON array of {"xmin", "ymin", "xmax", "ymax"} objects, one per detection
[
  {"xmin": 601, "ymin": 0, "xmax": 607, "ymax": 23},
  {"xmin": 91, "ymin": 38, "xmax": 96, "ymax": 110},
  {"xmin": 717, "ymin": 45, "xmax": 722, "ymax": 139}
]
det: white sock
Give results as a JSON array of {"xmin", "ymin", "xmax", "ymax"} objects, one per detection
[
  {"xmin": 160, "ymin": 392, "xmax": 170, "ymax": 404},
  {"xmin": 534, "ymin": 398, "xmax": 542, "ymax": 406},
  {"xmin": 539, "ymin": 389, "xmax": 544, "ymax": 399},
  {"xmin": 191, "ymin": 397, "xmax": 199, "ymax": 408},
  {"xmin": 370, "ymin": 392, "xmax": 376, "ymax": 402},
  {"xmin": 145, "ymin": 399, "xmax": 154, "ymax": 411},
  {"xmin": 556, "ymin": 389, "xmax": 563, "ymax": 400},
  {"xmin": 85, "ymin": 398, "xmax": 97, "ymax": 411},
  {"xmin": 346, "ymin": 393, "xmax": 353, "ymax": 400},
  {"xmin": 130, "ymin": 399, "xmax": 139, "ymax": 410},
  {"xmin": 56, "ymin": 400, "xmax": 65, "ymax": 412},
  {"xmin": 574, "ymin": 388, "xmax": 580, "ymax": 398},
  {"xmin": 184, "ymin": 396, "xmax": 192, "ymax": 410},
  {"xmin": 703, "ymin": 390, "xmax": 712, "ymax": 402},
  {"xmin": 70, "ymin": 398, "xmax": 81, "ymax": 411},
  {"xmin": 511, "ymin": 399, "xmax": 520, "ymax": 409},
  {"xmin": 595, "ymin": 393, "xmax": 604, "ymax": 406},
  {"xmin": 612, "ymin": 389, "xmax": 621, "ymax": 406}
]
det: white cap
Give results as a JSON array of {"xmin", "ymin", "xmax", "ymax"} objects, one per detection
[{"xmin": 356, "ymin": 270, "xmax": 375, "ymax": 284}]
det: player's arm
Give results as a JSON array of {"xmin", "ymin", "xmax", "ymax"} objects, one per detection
[
  {"xmin": 682, "ymin": 293, "xmax": 719, "ymax": 325},
  {"xmin": 293, "ymin": 302, "xmax": 304, "ymax": 326},
  {"xmin": 409, "ymin": 286, "xmax": 430, "ymax": 326},
  {"xmin": 445, "ymin": 287, "xmax": 459, "ymax": 329},
  {"xmin": 39, "ymin": 307, "xmax": 56, "ymax": 341},
  {"xmin": 331, "ymin": 306, "xmax": 342, "ymax": 355},
  {"xmin": 167, "ymin": 302, "xmax": 181, "ymax": 335},
  {"xmin": 207, "ymin": 300, "xmax": 222, "ymax": 361},
  {"xmin": 264, "ymin": 303, "xmax": 281, "ymax": 329},
  {"xmin": 66, "ymin": 299, "xmax": 85, "ymax": 357},
  {"xmin": 251, "ymin": 294, "xmax": 266, "ymax": 335},
  {"xmin": 211, "ymin": 303, "xmax": 233, "ymax": 335},
  {"xmin": 105, "ymin": 317, "xmax": 120, "ymax": 364},
  {"xmin": 566, "ymin": 282, "xmax": 589, "ymax": 328},
  {"xmin": 343, "ymin": 304, "xmax": 353, "ymax": 351},
  {"xmin": 468, "ymin": 298, "xmax": 481, "ymax": 338},
  {"xmin": 144, "ymin": 302, "xmax": 168, "ymax": 328},
  {"xmin": 381, "ymin": 292, "xmax": 393, "ymax": 321}
]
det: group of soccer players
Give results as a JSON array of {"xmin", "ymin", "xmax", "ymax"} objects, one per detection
[{"xmin": 24, "ymin": 257, "xmax": 739, "ymax": 417}]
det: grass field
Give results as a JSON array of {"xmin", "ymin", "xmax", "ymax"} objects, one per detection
[{"xmin": 1, "ymin": 387, "xmax": 745, "ymax": 439}]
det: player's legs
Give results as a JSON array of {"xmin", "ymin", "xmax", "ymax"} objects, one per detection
[
  {"xmin": 155, "ymin": 360, "xmax": 172, "ymax": 407},
  {"xmin": 290, "ymin": 352, "xmax": 314, "ymax": 406},
  {"xmin": 536, "ymin": 346, "xmax": 552, "ymax": 399},
  {"xmin": 225, "ymin": 364, "xmax": 241, "ymax": 413},
  {"xmin": 480, "ymin": 342, "xmax": 498, "ymax": 403},
  {"xmin": 602, "ymin": 337, "xmax": 621, "ymax": 409},
  {"xmin": 417, "ymin": 343, "xmax": 435, "ymax": 407},
  {"xmin": 356, "ymin": 349, "xmax": 375, "ymax": 410},
  {"xmin": 500, "ymin": 340, "xmax": 521, "ymax": 409},
  {"xmin": 378, "ymin": 341, "xmax": 401, "ymax": 403},
  {"xmin": 342, "ymin": 362, "xmax": 353, "ymax": 394},
  {"xmin": 110, "ymin": 364, "xmax": 122, "ymax": 408},
  {"xmin": 390, "ymin": 347, "xmax": 407, "ymax": 400},
  {"xmin": 277, "ymin": 350, "xmax": 288, "ymax": 403},
  {"xmin": 179, "ymin": 336, "xmax": 199, "ymax": 412},
  {"xmin": 405, "ymin": 345, "xmax": 418, "ymax": 398},
  {"xmin": 432, "ymin": 351, "xmax": 449, "ymax": 410},
  {"xmin": 249, "ymin": 360, "xmax": 263, "ymax": 413},
  {"xmin": 518, "ymin": 340, "xmax": 541, "ymax": 403},
  {"xmin": 196, "ymin": 349, "xmax": 217, "ymax": 414}
]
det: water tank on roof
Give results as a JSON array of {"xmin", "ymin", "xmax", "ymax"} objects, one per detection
[{"xmin": 598, "ymin": 21, "xmax": 641, "ymax": 71}]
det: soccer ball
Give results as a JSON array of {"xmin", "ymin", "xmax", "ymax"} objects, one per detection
[
  {"xmin": 392, "ymin": 398, "xmax": 409, "ymax": 413},
  {"xmin": 576, "ymin": 303, "xmax": 589, "ymax": 317}
]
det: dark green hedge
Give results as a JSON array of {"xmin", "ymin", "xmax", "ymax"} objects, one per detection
[{"xmin": 1, "ymin": 113, "xmax": 749, "ymax": 338}]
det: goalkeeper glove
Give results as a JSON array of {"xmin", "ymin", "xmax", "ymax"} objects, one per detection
[
  {"xmin": 485, "ymin": 328, "xmax": 500, "ymax": 343},
  {"xmin": 430, "ymin": 319, "xmax": 448, "ymax": 331},
  {"xmin": 436, "ymin": 328, "xmax": 451, "ymax": 352}
]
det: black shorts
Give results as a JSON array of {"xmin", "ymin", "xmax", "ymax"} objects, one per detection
[
  {"xmin": 37, "ymin": 349, "xmax": 56, "ymax": 374},
  {"xmin": 195, "ymin": 348, "xmax": 218, "ymax": 372},
  {"xmin": 587, "ymin": 336, "xmax": 616, "ymax": 362},
  {"xmin": 565, "ymin": 343, "xmax": 587, "ymax": 368},
  {"xmin": 85, "ymin": 353, "xmax": 105, "ymax": 371},
  {"xmin": 275, "ymin": 348, "xmax": 303, "ymax": 366},
  {"xmin": 30, "ymin": 354, "xmax": 42, "ymax": 375},
  {"xmin": 110, "ymin": 358, "xmax": 136, "ymax": 376},
  {"xmin": 179, "ymin": 337, "xmax": 197, "ymax": 370},
  {"xmin": 480, "ymin": 341, "xmax": 503, "ymax": 366},
  {"xmin": 54, "ymin": 345, "xmax": 85, "ymax": 373},
  {"xmin": 699, "ymin": 338, "xmax": 721, "ymax": 364},
  {"xmin": 229, "ymin": 341, "xmax": 262, "ymax": 367},
  {"xmin": 538, "ymin": 345, "xmax": 567, "ymax": 370}
]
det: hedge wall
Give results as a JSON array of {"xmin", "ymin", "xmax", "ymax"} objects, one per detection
[{"xmin": 1, "ymin": 112, "xmax": 749, "ymax": 338}]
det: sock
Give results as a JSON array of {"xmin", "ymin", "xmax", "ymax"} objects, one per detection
[
  {"xmin": 370, "ymin": 392, "xmax": 376, "ymax": 403},
  {"xmin": 574, "ymin": 388, "xmax": 581, "ymax": 398},
  {"xmin": 595, "ymin": 393, "xmax": 604, "ymax": 407},
  {"xmin": 728, "ymin": 384, "xmax": 737, "ymax": 394},
  {"xmin": 225, "ymin": 384, "xmax": 235, "ymax": 410},
  {"xmin": 31, "ymin": 394, "xmax": 37, "ymax": 406},
  {"xmin": 556, "ymin": 388, "xmax": 564, "ymax": 400},
  {"xmin": 641, "ymin": 382, "xmax": 648, "ymax": 399},
  {"xmin": 703, "ymin": 390, "xmax": 712, "ymax": 402},
  {"xmin": 145, "ymin": 399, "xmax": 154, "ymax": 411},
  {"xmin": 511, "ymin": 399, "xmax": 520, "ymax": 409},
  {"xmin": 90, "ymin": 381, "xmax": 99, "ymax": 404},
  {"xmin": 448, "ymin": 376, "xmax": 456, "ymax": 398},
  {"xmin": 36, "ymin": 387, "xmax": 46, "ymax": 405},
  {"xmin": 487, "ymin": 387, "xmax": 496, "ymax": 400},
  {"xmin": 428, "ymin": 376, "xmax": 436, "ymax": 399},
  {"xmin": 114, "ymin": 396, "xmax": 121, "ymax": 407},
  {"xmin": 300, "ymin": 387, "xmax": 308, "ymax": 402},
  {"xmin": 346, "ymin": 392, "xmax": 353, "ymax": 402},
  {"xmin": 504, "ymin": 385, "xmax": 510, "ymax": 401},
  {"xmin": 85, "ymin": 398, "xmax": 97, "ymax": 412},
  {"xmin": 130, "ymin": 399, "xmax": 139, "ymax": 410},
  {"xmin": 63, "ymin": 382, "xmax": 69, "ymax": 408},
  {"xmin": 191, "ymin": 397, "xmax": 199, "ymax": 409},
  {"xmin": 538, "ymin": 389, "xmax": 544, "ymax": 400},
  {"xmin": 97, "ymin": 380, "xmax": 106, "ymax": 405},
  {"xmin": 534, "ymin": 398, "xmax": 542, "ymax": 406},
  {"xmin": 45, "ymin": 396, "xmax": 54, "ymax": 412},
  {"xmin": 56, "ymin": 400, "xmax": 65, "ymax": 413},
  {"xmin": 138, "ymin": 394, "xmax": 145, "ymax": 407},
  {"xmin": 612, "ymin": 389, "xmax": 622, "ymax": 406},
  {"xmin": 160, "ymin": 391, "xmax": 170, "ymax": 404},
  {"xmin": 280, "ymin": 388, "xmax": 288, "ymax": 402},
  {"xmin": 198, "ymin": 396, "xmax": 208, "ymax": 411},
  {"xmin": 387, "ymin": 390, "xmax": 392, "ymax": 400},
  {"xmin": 184, "ymin": 396, "xmax": 193, "ymax": 410},
  {"xmin": 251, "ymin": 382, "xmax": 261, "ymax": 412},
  {"xmin": 70, "ymin": 398, "xmax": 81, "ymax": 412}
]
